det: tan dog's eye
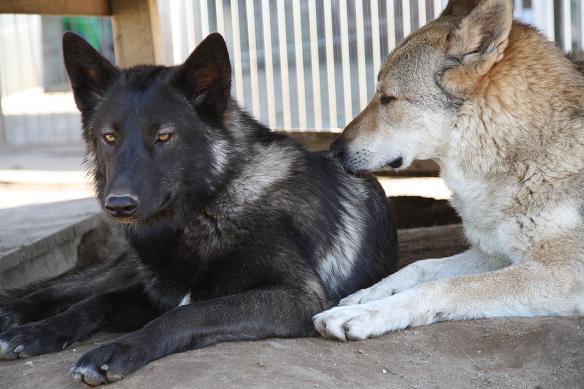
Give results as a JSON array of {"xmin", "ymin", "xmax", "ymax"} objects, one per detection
[
  {"xmin": 380, "ymin": 95, "xmax": 396, "ymax": 105},
  {"xmin": 158, "ymin": 133, "xmax": 172, "ymax": 142},
  {"xmin": 104, "ymin": 133, "xmax": 116, "ymax": 144}
]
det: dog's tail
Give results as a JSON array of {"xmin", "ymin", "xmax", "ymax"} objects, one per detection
[{"xmin": 567, "ymin": 51, "xmax": 584, "ymax": 74}]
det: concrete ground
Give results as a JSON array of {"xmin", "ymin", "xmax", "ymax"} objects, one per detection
[
  {"xmin": 0, "ymin": 145, "xmax": 93, "ymax": 209},
  {"xmin": 0, "ymin": 317, "xmax": 582, "ymax": 388}
]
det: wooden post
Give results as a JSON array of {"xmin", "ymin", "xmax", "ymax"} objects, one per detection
[
  {"xmin": 110, "ymin": 0, "xmax": 163, "ymax": 67},
  {"xmin": 0, "ymin": 0, "xmax": 110, "ymax": 15}
]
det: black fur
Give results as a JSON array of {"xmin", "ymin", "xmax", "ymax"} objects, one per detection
[{"xmin": 0, "ymin": 32, "xmax": 397, "ymax": 385}]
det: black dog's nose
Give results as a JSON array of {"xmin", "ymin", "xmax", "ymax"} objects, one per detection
[
  {"xmin": 329, "ymin": 138, "xmax": 347, "ymax": 161},
  {"xmin": 104, "ymin": 195, "xmax": 138, "ymax": 218}
]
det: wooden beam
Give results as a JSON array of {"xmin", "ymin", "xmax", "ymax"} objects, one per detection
[
  {"xmin": 398, "ymin": 224, "xmax": 467, "ymax": 269},
  {"xmin": 110, "ymin": 0, "xmax": 163, "ymax": 67},
  {"xmin": 279, "ymin": 130, "xmax": 338, "ymax": 152},
  {"xmin": 0, "ymin": 0, "xmax": 111, "ymax": 15}
]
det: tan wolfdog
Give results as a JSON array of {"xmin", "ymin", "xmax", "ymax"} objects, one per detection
[{"xmin": 313, "ymin": 0, "xmax": 584, "ymax": 340}]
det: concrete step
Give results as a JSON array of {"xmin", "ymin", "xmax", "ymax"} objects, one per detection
[{"xmin": 0, "ymin": 198, "xmax": 125, "ymax": 292}]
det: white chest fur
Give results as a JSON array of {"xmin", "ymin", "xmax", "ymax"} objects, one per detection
[
  {"xmin": 442, "ymin": 164, "xmax": 513, "ymax": 258},
  {"xmin": 441, "ymin": 160, "xmax": 582, "ymax": 263}
]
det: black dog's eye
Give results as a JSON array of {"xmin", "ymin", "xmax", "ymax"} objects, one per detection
[
  {"xmin": 156, "ymin": 126, "xmax": 175, "ymax": 144},
  {"xmin": 379, "ymin": 95, "xmax": 396, "ymax": 105},
  {"xmin": 157, "ymin": 133, "xmax": 172, "ymax": 142},
  {"xmin": 103, "ymin": 133, "xmax": 116, "ymax": 145}
]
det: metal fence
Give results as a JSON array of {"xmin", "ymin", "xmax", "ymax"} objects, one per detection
[
  {"xmin": 159, "ymin": 0, "xmax": 446, "ymax": 131},
  {"xmin": 1, "ymin": 0, "xmax": 584, "ymax": 145}
]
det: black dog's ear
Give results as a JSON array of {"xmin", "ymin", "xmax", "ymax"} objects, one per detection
[
  {"xmin": 62, "ymin": 32, "xmax": 119, "ymax": 113},
  {"xmin": 173, "ymin": 33, "xmax": 232, "ymax": 121}
]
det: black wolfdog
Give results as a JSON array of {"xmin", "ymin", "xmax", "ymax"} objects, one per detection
[{"xmin": 0, "ymin": 33, "xmax": 397, "ymax": 385}]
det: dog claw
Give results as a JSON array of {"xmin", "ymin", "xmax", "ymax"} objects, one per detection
[
  {"xmin": 83, "ymin": 374, "xmax": 104, "ymax": 386},
  {"xmin": 100, "ymin": 364, "xmax": 109, "ymax": 371},
  {"xmin": 72, "ymin": 373, "xmax": 82, "ymax": 382},
  {"xmin": 13, "ymin": 345, "xmax": 23, "ymax": 353},
  {"xmin": 106, "ymin": 371, "xmax": 123, "ymax": 382}
]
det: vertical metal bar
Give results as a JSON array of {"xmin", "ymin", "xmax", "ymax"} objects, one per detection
[
  {"xmin": 418, "ymin": 0, "xmax": 426, "ymax": 26},
  {"xmin": 339, "ymin": 0, "xmax": 352, "ymax": 123},
  {"xmin": 581, "ymin": 0, "xmax": 584, "ymax": 49},
  {"xmin": 433, "ymin": 0, "xmax": 442, "ymax": 19},
  {"xmin": 292, "ymin": 2, "xmax": 307, "ymax": 129},
  {"xmin": 355, "ymin": 0, "xmax": 368, "ymax": 109},
  {"xmin": 562, "ymin": 0, "xmax": 572, "ymax": 51},
  {"xmin": 387, "ymin": 0, "xmax": 396, "ymax": 50},
  {"xmin": 184, "ymin": 0, "xmax": 196, "ymax": 47},
  {"xmin": 230, "ymin": 0, "xmax": 245, "ymax": 104},
  {"xmin": 245, "ymin": 0, "xmax": 261, "ymax": 118},
  {"xmin": 170, "ymin": 1, "xmax": 184, "ymax": 63},
  {"xmin": 403, "ymin": 0, "xmax": 411, "ymax": 36},
  {"xmin": 261, "ymin": 0, "xmax": 276, "ymax": 127},
  {"xmin": 533, "ymin": 0, "xmax": 555, "ymax": 41},
  {"xmin": 215, "ymin": 0, "xmax": 224, "ymax": 34},
  {"xmin": 277, "ymin": 0, "xmax": 291, "ymax": 128},
  {"xmin": 371, "ymin": 0, "xmax": 381, "ymax": 73},
  {"xmin": 308, "ymin": 0, "xmax": 322, "ymax": 130},
  {"xmin": 199, "ymin": 0, "xmax": 209, "ymax": 38},
  {"xmin": 323, "ymin": 0, "xmax": 337, "ymax": 129},
  {"xmin": 514, "ymin": 0, "xmax": 522, "ymax": 15},
  {"xmin": 547, "ymin": 0, "xmax": 556, "ymax": 42}
]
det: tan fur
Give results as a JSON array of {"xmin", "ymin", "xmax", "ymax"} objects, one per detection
[
  {"xmin": 440, "ymin": 0, "xmax": 483, "ymax": 17},
  {"xmin": 340, "ymin": 98, "xmax": 381, "ymax": 141},
  {"xmin": 314, "ymin": 0, "xmax": 584, "ymax": 340},
  {"xmin": 441, "ymin": 0, "xmax": 512, "ymax": 97}
]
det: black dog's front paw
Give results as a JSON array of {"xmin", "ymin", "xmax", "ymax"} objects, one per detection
[
  {"xmin": 0, "ymin": 306, "xmax": 19, "ymax": 333},
  {"xmin": 0, "ymin": 322, "xmax": 66, "ymax": 360},
  {"xmin": 71, "ymin": 342, "xmax": 148, "ymax": 386}
]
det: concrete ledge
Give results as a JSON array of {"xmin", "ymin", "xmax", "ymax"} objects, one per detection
[{"xmin": 0, "ymin": 199, "xmax": 125, "ymax": 291}]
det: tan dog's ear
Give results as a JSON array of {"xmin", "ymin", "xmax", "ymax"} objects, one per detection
[
  {"xmin": 440, "ymin": 0, "xmax": 483, "ymax": 18},
  {"xmin": 438, "ymin": 0, "xmax": 513, "ymax": 97}
]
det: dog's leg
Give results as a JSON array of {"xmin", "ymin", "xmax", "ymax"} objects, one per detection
[
  {"xmin": 71, "ymin": 288, "xmax": 326, "ymax": 386},
  {"xmin": 340, "ymin": 247, "xmax": 507, "ymax": 305},
  {"xmin": 0, "ymin": 253, "xmax": 140, "ymax": 331},
  {"xmin": 0, "ymin": 284, "xmax": 156, "ymax": 360},
  {"xmin": 314, "ymin": 259, "xmax": 584, "ymax": 340}
]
